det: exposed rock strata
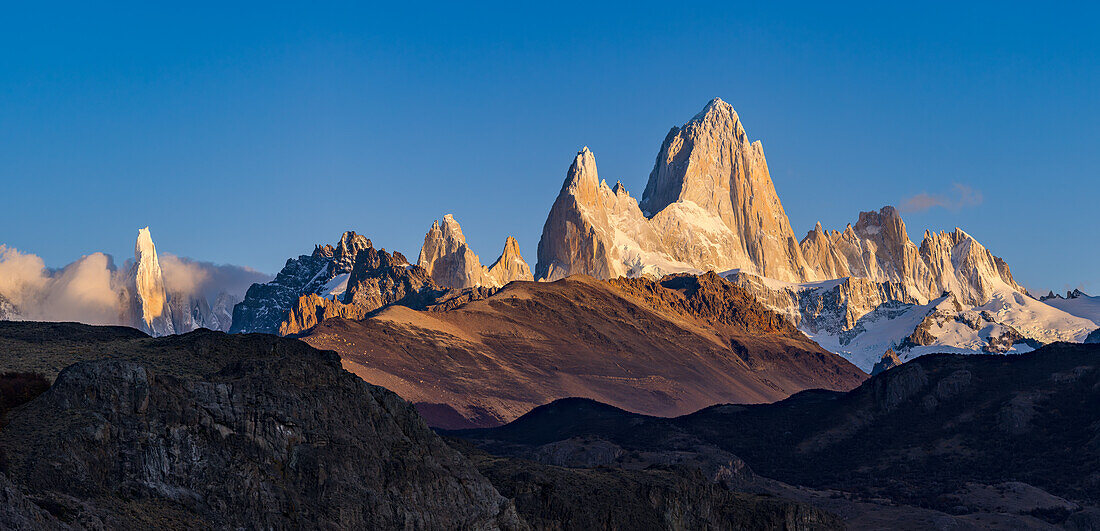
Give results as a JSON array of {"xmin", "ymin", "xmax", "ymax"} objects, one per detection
[{"xmin": 278, "ymin": 245, "xmax": 475, "ymax": 335}]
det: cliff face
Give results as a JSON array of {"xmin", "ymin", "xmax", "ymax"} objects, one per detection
[
  {"xmin": 641, "ymin": 98, "xmax": 812, "ymax": 283},
  {"xmin": 230, "ymin": 231, "xmax": 374, "ymax": 334},
  {"xmin": 534, "ymin": 100, "xmax": 1027, "ymax": 312},
  {"xmin": 0, "ymin": 324, "xmax": 523, "ymax": 529},
  {"xmin": 279, "ymin": 244, "xmax": 455, "ymax": 335},
  {"xmin": 530, "ymin": 98, "xmax": 1085, "ymax": 368}
]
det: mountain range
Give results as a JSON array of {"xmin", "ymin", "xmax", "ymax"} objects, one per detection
[
  {"xmin": 220, "ymin": 98, "xmax": 1097, "ymax": 373},
  {"xmin": 1, "ymin": 97, "xmax": 1099, "ymax": 529}
]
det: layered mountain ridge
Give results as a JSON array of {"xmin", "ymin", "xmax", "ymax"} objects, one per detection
[
  {"xmin": 298, "ymin": 271, "xmax": 865, "ymax": 429},
  {"xmin": 531, "ymin": 98, "xmax": 1096, "ymax": 369}
]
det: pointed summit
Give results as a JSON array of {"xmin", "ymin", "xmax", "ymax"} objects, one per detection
[
  {"xmin": 690, "ymin": 97, "xmax": 738, "ymax": 123},
  {"xmin": 418, "ymin": 215, "xmax": 532, "ymax": 288},
  {"xmin": 562, "ymin": 147, "xmax": 601, "ymax": 206},
  {"xmin": 131, "ymin": 227, "xmax": 174, "ymax": 335},
  {"xmin": 637, "ymin": 98, "xmax": 810, "ymax": 282},
  {"xmin": 487, "ymin": 236, "xmax": 533, "ymax": 285}
]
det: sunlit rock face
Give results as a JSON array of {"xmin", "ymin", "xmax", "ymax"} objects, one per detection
[
  {"xmin": 533, "ymin": 98, "xmax": 1093, "ymax": 369},
  {"xmin": 535, "ymin": 98, "xmax": 1030, "ymax": 308},
  {"xmin": 641, "ymin": 98, "xmax": 813, "ymax": 283},
  {"xmin": 128, "ymin": 227, "xmax": 174, "ymax": 336},
  {"xmin": 418, "ymin": 214, "xmax": 532, "ymax": 289},
  {"xmin": 487, "ymin": 236, "xmax": 533, "ymax": 286},
  {"xmin": 537, "ymin": 99, "xmax": 817, "ymax": 283}
]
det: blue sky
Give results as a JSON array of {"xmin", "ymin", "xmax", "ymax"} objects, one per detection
[{"xmin": 1, "ymin": 2, "xmax": 1097, "ymax": 293}]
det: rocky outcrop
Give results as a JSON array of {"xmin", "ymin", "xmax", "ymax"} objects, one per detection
[
  {"xmin": 0, "ymin": 326, "xmax": 524, "ymax": 529},
  {"xmin": 531, "ymin": 99, "xmax": 1078, "ymax": 368},
  {"xmin": 122, "ymin": 227, "xmax": 175, "ymax": 336},
  {"xmin": 536, "ymin": 100, "xmax": 813, "ymax": 282},
  {"xmin": 278, "ymin": 245, "xmax": 447, "ymax": 335},
  {"xmin": 230, "ymin": 231, "xmax": 372, "ymax": 334},
  {"xmin": 487, "ymin": 237, "xmax": 532, "ymax": 286},
  {"xmin": 640, "ymin": 98, "xmax": 812, "ymax": 283},
  {"xmin": 418, "ymin": 215, "xmax": 532, "ymax": 289},
  {"xmin": 870, "ymin": 349, "xmax": 902, "ymax": 376},
  {"xmin": 608, "ymin": 272, "xmax": 801, "ymax": 338},
  {"xmin": 536, "ymin": 100, "xmax": 1029, "ymax": 299},
  {"xmin": 453, "ymin": 343, "xmax": 1100, "ymax": 526}
]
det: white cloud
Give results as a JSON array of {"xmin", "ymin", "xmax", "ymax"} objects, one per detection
[{"xmin": 0, "ymin": 243, "xmax": 269, "ymax": 328}]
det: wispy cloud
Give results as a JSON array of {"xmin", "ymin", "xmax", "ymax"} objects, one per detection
[
  {"xmin": 160, "ymin": 254, "xmax": 269, "ymax": 302},
  {"xmin": 0, "ymin": 244, "xmax": 269, "ymax": 326},
  {"xmin": 899, "ymin": 183, "xmax": 983, "ymax": 213}
]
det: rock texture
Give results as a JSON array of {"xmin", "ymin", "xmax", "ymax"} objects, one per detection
[
  {"xmin": 418, "ymin": 215, "xmax": 532, "ymax": 289},
  {"xmin": 487, "ymin": 237, "xmax": 532, "ymax": 287},
  {"xmin": 533, "ymin": 99, "xmax": 1094, "ymax": 368},
  {"xmin": 230, "ymin": 231, "xmax": 373, "ymax": 334},
  {"xmin": 641, "ymin": 98, "xmax": 811, "ymax": 283},
  {"xmin": 454, "ymin": 439, "xmax": 842, "ymax": 531},
  {"xmin": 724, "ymin": 269, "xmax": 1095, "ymax": 371},
  {"xmin": 278, "ymin": 244, "xmax": 457, "ymax": 335},
  {"xmin": 123, "ymin": 227, "xmax": 175, "ymax": 336},
  {"xmin": 535, "ymin": 99, "xmax": 1030, "ymax": 309},
  {"xmin": 870, "ymin": 349, "xmax": 902, "ymax": 376},
  {"xmin": 299, "ymin": 272, "xmax": 865, "ymax": 429},
  {"xmin": 0, "ymin": 324, "xmax": 523, "ymax": 529},
  {"xmin": 453, "ymin": 342, "xmax": 1100, "ymax": 528}
]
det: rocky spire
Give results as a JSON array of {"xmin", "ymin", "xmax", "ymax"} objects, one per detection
[
  {"xmin": 563, "ymin": 147, "xmax": 601, "ymax": 207},
  {"xmin": 418, "ymin": 215, "xmax": 532, "ymax": 289},
  {"xmin": 487, "ymin": 236, "xmax": 533, "ymax": 285},
  {"xmin": 636, "ymin": 98, "xmax": 813, "ymax": 283},
  {"xmin": 131, "ymin": 227, "xmax": 174, "ymax": 336}
]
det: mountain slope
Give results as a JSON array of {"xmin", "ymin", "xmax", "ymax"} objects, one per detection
[
  {"xmin": 230, "ymin": 231, "xmax": 375, "ymax": 334},
  {"xmin": 453, "ymin": 342, "xmax": 1100, "ymax": 526},
  {"xmin": 0, "ymin": 322, "xmax": 523, "ymax": 529},
  {"xmin": 297, "ymin": 272, "xmax": 865, "ymax": 429},
  {"xmin": 1042, "ymin": 289, "xmax": 1100, "ymax": 327}
]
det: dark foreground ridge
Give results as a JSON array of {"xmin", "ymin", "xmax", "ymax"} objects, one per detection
[
  {"xmin": 0, "ymin": 321, "xmax": 848, "ymax": 530},
  {"xmin": 0, "ymin": 322, "xmax": 521, "ymax": 529},
  {"xmin": 452, "ymin": 342, "xmax": 1100, "ymax": 529}
]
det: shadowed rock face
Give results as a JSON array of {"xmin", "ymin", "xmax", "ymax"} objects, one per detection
[
  {"xmin": 230, "ymin": 231, "xmax": 374, "ymax": 334},
  {"xmin": 451, "ymin": 342, "xmax": 1100, "ymax": 527},
  {"xmin": 299, "ymin": 272, "xmax": 866, "ymax": 429},
  {"xmin": 0, "ymin": 324, "xmax": 523, "ymax": 529}
]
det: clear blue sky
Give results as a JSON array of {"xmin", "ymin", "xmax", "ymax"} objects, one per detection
[{"xmin": 2, "ymin": 2, "xmax": 1097, "ymax": 293}]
